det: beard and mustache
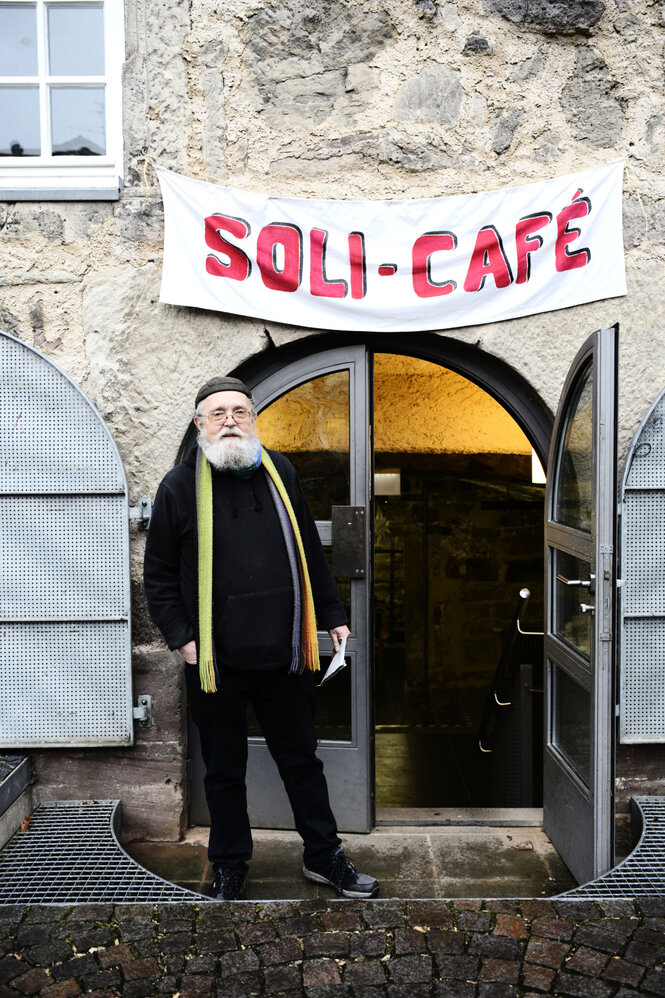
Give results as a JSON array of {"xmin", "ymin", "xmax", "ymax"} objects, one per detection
[{"xmin": 197, "ymin": 424, "xmax": 262, "ymax": 471}]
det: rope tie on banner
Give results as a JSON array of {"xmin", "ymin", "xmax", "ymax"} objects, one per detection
[
  {"xmin": 136, "ymin": 150, "xmax": 159, "ymax": 211},
  {"xmin": 135, "ymin": 152, "xmax": 232, "ymax": 210},
  {"xmin": 623, "ymin": 160, "xmax": 649, "ymax": 245},
  {"xmin": 139, "ymin": 153, "xmax": 153, "ymax": 211}
]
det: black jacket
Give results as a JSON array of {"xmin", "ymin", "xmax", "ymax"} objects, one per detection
[{"xmin": 143, "ymin": 446, "xmax": 347, "ymax": 671}]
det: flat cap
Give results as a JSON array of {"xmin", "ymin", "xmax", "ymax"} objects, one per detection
[{"xmin": 195, "ymin": 376, "xmax": 254, "ymax": 408}]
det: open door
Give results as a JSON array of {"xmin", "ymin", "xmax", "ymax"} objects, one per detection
[{"xmin": 543, "ymin": 326, "xmax": 618, "ymax": 884}]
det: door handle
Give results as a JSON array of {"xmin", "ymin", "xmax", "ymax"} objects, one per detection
[
  {"xmin": 557, "ymin": 573, "xmax": 595, "ymax": 593},
  {"xmin": 580, "ymin": 603, "xmax": 595, "ymax": 614}
]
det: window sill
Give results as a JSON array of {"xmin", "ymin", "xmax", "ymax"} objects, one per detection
[
  {"xmin": 0, "ymin": 185, "xmax": 120, "ymax": 201},
  {"xmin": 0, "ymin": 163, "xmax": 122, "ymax": 201}
]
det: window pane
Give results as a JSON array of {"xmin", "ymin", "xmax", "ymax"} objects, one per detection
[
  {"xmin": 247, "ymin": 657, "xmax": 352, "ymax": 742},
  {"xmin": 312, "ymin": 653, "xmax": 352, "ymax": 742},
  {"xmin": 47, "ymin": 4, "xmax": 104, "ymax": 76},
  {"xmin": 554, "ymin": 550, "xmax": 592, "ymax": 660},
  {"xmin": 256, "ymin": 371, "xmax": 351, "ymax": 519},
  {"xmin": 0, "ymin": 86, "xmax": 40, "ymax": 156},
  {"xmin": 50, "ymin": 85, "xmax": 105, "ymax": 154},
  {"xmin": 552, "ymin": 665, "xmax": 590, "ymax": 784},
  {"xmin": 0, "ymin": 5, "xmax": 38, "ymax": 76},
  {"xmin": 554, "ymin": 361, "xmax": 593, "ymax": 531},
  {"xmin": 256, "ymin": 371, "xmax": 352, "ymax": 628}
]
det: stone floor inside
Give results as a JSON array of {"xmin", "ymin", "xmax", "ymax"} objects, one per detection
[{"xmin": 124, "ymin": 810, "xmax": 577, "ymax": 901}]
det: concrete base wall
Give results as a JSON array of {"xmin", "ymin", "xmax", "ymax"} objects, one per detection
[
  {"xmin": 0, "ymin": 790, "xmax": 33, "ymax": 851},
  {"xmin": 616, "ymin": 744, "xmax": 665, "ymax": 812}
]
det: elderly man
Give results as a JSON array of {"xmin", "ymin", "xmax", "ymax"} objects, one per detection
[{"xmin": 144, "ymin": 376, "xmax": 378, "ymax": 901}]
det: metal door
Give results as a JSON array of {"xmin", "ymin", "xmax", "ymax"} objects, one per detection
[
  {"xmin": 189, "ymin": 345, "xmax": 373, "ymax": 832},
  {"xmin": 543, "ymin": 326, "xmax": 618, "ymax": 884}
]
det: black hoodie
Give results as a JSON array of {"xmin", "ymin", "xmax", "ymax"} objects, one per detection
[{"xmin": 143, "ymin": 446, "xmax": 347, "ymax": 672}]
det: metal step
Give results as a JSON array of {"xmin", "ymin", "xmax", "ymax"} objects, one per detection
[
  {"xmin": 559, "ymin": 797, "xmax": 665, "ymax": 898},
  {"xmin": 0, "ymin": 800, "xmax": 205, "ymax": 905}
]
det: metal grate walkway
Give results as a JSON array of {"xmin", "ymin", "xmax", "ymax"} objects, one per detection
[
  {"xmin": 2, "ymin": 796, "xmax": 665, "ymax": 904},
  {"xmin": 559, "ymin": 797, "xmax": 665, "ymax": 898},
  {"xmin": 0, "ymin": 800, "xmax": 205, "ymax": 905}
]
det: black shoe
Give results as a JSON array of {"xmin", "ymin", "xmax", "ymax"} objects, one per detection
[
  {"xmin": 209, "ymin": 865, "xmax": 246, "ymax": 900},
  {"xmin": 303, "ymin": 849, "xmax": 379, "ymax": 899}
]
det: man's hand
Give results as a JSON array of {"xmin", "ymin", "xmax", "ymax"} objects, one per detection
[
  {"xmin": 328, "ymin": 625, "xmax": 350, "ymax": 653},
  {"xmin": 178, "ymin": 640, "xmax": 197, "ymax": 664}
]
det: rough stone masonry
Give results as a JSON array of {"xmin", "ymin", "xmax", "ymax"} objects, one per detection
[{"xmin": 1, "ymin": 897, "xmax": 665, "ymax": 997}]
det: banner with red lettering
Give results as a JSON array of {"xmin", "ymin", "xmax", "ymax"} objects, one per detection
[{"xmin": 157, "ymin": 161, "xmax": 625, "ymax": 333}]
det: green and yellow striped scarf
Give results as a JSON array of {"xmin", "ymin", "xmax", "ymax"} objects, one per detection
[{"xmin": 196, "ymin": 446, "xmax": 319, "ymax": 693}]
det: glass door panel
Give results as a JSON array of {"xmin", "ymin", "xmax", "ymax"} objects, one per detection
[
  {"xmin": 248, "ymin": 373, "xmax": 355, "ymax": 747},
  {"xmin": 554, "ymin": 550, "xmax": 592, "ymax": 659},
  {"xmin": 256, "ymin": 370, "xmax": 350, "ymax": 518},
  {"xmin": 246, "ymin": 654, "xmax": 353, "ymax": 742},
  {"xmin": 246, "ymin": 346, "xmax": 372, "ymax": 833},
  {"xmin": 554, "ymin": 362, "xmax": 593, "ymax": 531},
  {"xmin": 551, "ymin": 664, "xmax": 591, "ymax": 784},
  {"xmin": 313, "ymin": 651, "xmax": 354, "ymax": 742}
]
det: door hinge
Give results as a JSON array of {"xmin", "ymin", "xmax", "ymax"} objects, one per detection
[
  {"xmin": 129, "ymin": 497, "xmax": 153, "ymax": 530},
  {"xmin": 133, "ymin": 695, "xmax": 153, "ymax": 728}
]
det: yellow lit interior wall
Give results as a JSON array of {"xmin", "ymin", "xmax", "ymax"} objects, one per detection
[{"xmin": 256, "ymin": 355, "xmax": 532, "ymax": 455}]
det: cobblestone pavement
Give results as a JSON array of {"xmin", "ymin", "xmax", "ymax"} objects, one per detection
[{"xmin": 1, "ymin": 897, "xmax": 664, "ymax": 997}]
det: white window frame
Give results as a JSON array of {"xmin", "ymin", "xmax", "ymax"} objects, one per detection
[{"xmin": 0, "ymin": 0, "xmax": 124, "ymax": 200}]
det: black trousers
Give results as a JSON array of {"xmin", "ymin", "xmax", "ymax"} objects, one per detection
[{"xmin": 185, "ymin": 664, "xmax": 341, "ymax": 870}]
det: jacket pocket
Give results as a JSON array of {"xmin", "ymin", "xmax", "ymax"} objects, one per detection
[{"xmin": 214, "ymin": 586, "xmax": 294, "ymax": 668}]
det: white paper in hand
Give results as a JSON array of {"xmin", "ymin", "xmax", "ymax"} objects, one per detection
[{"xmin": 317, "ymin": 635, "xmax": 347, "ymax": 687}]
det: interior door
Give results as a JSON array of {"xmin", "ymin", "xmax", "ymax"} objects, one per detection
[
  {"xmin": 543, "ymin": 326, "xmax": 618, "ymax": 884},
  {"xmin": 189, "ymin": 345, "xmax": 373, "ymax": 833}
]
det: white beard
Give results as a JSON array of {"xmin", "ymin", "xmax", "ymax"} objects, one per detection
[{"xmin": 197, "ymin": 427, "xmax": 262, "ymax": 471}]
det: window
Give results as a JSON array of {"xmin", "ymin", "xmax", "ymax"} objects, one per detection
[{"xmin": 0, "ymin": 0, "xmax": 123, "ymax": 200}]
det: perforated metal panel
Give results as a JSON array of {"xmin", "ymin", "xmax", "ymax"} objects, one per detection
[
  {"xmin": 0, "ymin": 330, "xmax": 133, "ymax": 747},
  {"xmin": 1, "ymin": 623, "xmax": 131, "ymax": 744},
  {"xmin": 0, "ymin": 335, "xmax": 124, "ymax": 494},
  {"xmin": 1, "ymin": 496, "xmax": 128, "ymax": 619},
  {"xmin": 621, "ymin": 389, "xmax": 665, "ymax": 741}
]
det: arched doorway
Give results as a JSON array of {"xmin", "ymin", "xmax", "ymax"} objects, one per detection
[{"xmin": 188, "ymin": 335, "xmax": 553, "ymax": 830}]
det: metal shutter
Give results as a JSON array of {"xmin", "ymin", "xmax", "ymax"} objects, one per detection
[
  {"xmin": 620, "ymin": 388, "xmax": 665, "ymax": 742},
  {"xmin": 0, "ymin": 330, "xmax": 133, "ymax": 746}
]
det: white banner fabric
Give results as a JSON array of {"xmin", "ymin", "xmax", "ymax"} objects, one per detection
[{"xmin": 158, "ymin": 162, "xmax": 626, "ymax": 334}]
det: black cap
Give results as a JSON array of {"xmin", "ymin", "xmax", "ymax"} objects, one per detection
[{"xmin": 195, "ymin": 376, "xmax": 254, "ymax": 409}]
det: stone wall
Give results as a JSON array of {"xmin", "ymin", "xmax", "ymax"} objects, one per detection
[{"xmin": 2, "ymin": 0, "xmax": 665, "ymax": 836}]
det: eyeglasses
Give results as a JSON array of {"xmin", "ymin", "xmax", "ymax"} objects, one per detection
[{"xmin": 199, "ymin": 407, "xmax": 253, "ymax": 425}]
